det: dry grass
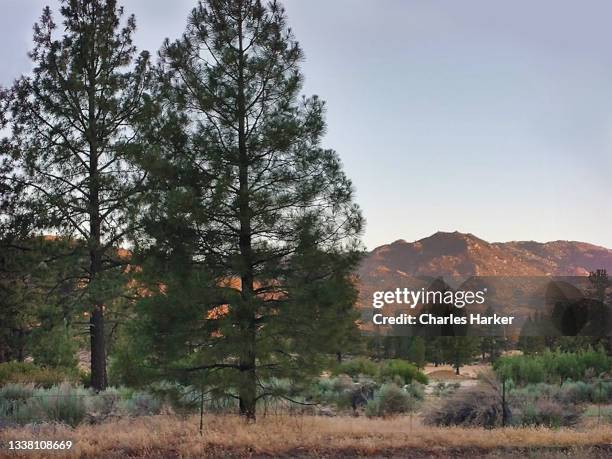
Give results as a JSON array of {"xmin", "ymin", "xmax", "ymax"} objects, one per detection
[{"xmin": 1, "ymin": 414, "xmax": 611, "ymax": 458}]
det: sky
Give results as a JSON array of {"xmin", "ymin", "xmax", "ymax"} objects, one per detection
[{"xmin": 1, "ymin": 0, "xmax": 612, "ymax": 250}]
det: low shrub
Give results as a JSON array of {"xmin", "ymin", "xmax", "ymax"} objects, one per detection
[
  {"xmin": 558, "ymin": 381, "xmax": 593, "ymax": 404},
  {"xmin": 33, "ymin": 384, "xmax": 88, "ymax": 427},
  {"xmin": 494, "ymin": 348, "xmax": 610, "ymax": 386},
  {"xmin": 584, "ymin": 405, "xmax": 612, "ymax": 423},
  {"xmin": 86, "ymin": 387, "xmax": 122, "ymax": 418},
  {"xmin": 509, "ymin": 380, "xmax": 612, "ymax": 406},
  {"xmin": 379, "ymin": 360, "xmax": 428, "ymax": 385},
  {"xmin": 1, "ymin": 384, "xmax": 88, "ymax": 427},
  {"xmin": 424, "ymin": 386, "xmax": 505, "ymax": 428},
  {"xmin": 0, "ymin": 384, "xmax": 166, "ymax": 426},
  {"xmin": 365, "ymin": 383, "xmax": 420, "ymax": 418},
  {"xmin": 590, "ymin": 380, "xmax": 612, "ymax": 403},
  {"xmin": 312, "ymin": 375, "xmax": 376, "ymax": 410},
  {"xmin": 120, "ymin": 392, "xmax": 162, "ymax": 416},
  {"xmin": 432, "ymin": 381, "xmax": 461, "ymax": 397},
  {"xmin": 333, "ymin": 358, "xmax": 378, "ymax": 379},
  {"xmin": 0, "ymin": 362, "xmax": 75, "ymax": 388},
  {"xmin": 0, "ymin": 383, "xmax": 35, "ymax": 401},
  {"xmin": 334, "ymin": 358, "xmax": 428, "ymax": 386},
  {"xmin": 514, "ymin": 399, "xmax": 581, "ymax": 428},
  {"xmin": 402, "ymin": 382, "xmax": 425, "ymax": 401}
]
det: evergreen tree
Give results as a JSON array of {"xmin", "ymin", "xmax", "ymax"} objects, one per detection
[
  {"xmin": 132, "ymin": 0, "xmax": 362, "ymax": 420},
  {"xmin": 425, "ymin": 337, "xmax": 444, "ymax": 367},
  {"xmin": 517, "ymin": 315, "xmax": 547, "ymax": 355},
  {"xmin": 440, "ymin": 336, "xmax": 481, "ymax": 375},
  {"xmin": 589, "ymin": 269, "xmax": 610, "ymax": 302},
  {"xmin": 1, "ymin": 0, "xmax": 151, "ymax": 390},
  {"xmin": 0, "ymin": 235, "xmax": 83, "ymax": 366},
  {"xmin": 480, "ymin": 336, "xmax": 506, "ymax": 362},
  {"xmin": 480, "ymin": 305, "xmax": 506, "ymax": 362},
  {"xmin": 407, "ymin": 336, "xmax": 426, "ymax": 368}
]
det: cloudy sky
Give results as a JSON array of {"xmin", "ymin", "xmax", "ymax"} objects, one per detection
[{"xmin": 2, "ymin": 0, "xmax": 612, "ymax": 250}]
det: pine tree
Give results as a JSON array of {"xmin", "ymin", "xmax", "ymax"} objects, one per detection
[
  {"xmin": 132, "ymin": 0, "xmax": 363, "ymax": 420},
  {"xmin": 441, "ymin": 336, "xmax": 480, "ymax": 375},
  {"xmin": 1, "ymin": 0, "xmax": 151, "ymax": 390},
  {"xmin": 0, "ymin": 235, "xmax": 84, "ymax": 365},
  {"xmin": 480, "ymin": 305, "xmax": 506, "ymax": 362},
  {"xmin": 407, "ymin": 336, "xmax": 426, "ymax": 368},
  {"xmin": 589, "ymin": 269, "xmax": 609, "ymax": 302}
]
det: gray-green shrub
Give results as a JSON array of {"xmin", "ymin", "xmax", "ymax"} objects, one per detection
[
  {"xmin": 120, "ymin": 392, "xmax": 162, "ymax": 416},
  {"xmin": 365, "ymin": 383, "xmax": 420, "ymax": 417},
  {"xmin": 514, "ymin": 399, "xmax": 581, "ymax": 428}
]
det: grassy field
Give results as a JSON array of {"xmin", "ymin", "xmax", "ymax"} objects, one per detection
[{"xmin": 1, "ymin": 414, "xmax": 611, "ymax": 458}]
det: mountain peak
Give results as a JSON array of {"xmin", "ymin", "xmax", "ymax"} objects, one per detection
[{"xmin": 422, "ymin": 230, "xmax": 482, "ymax": 242}]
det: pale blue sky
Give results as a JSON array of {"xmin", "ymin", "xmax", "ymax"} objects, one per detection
[{"xmin": 2, "ymin": 0, "xmax": 611, "ymax": 249}]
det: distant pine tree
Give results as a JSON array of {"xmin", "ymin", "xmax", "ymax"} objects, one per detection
[{"xmin": 407, "ymin": 336, "xmax": 426, "ymax": 368}]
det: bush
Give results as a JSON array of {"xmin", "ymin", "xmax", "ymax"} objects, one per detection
[
  {"xmin": 120, "ymin": 392, "xmax": 162, "ymax": 416},
  {"xmin": 0, "ymin": 384, "xmax": 35, "ymax": 423},
  {"xmin": 333, "ymin": 358, "xmax": 428, "ymax": 386},
  {"xmin": 584, "ymin": 405, "xmax": 612, "ymax": 423},
  {"xmin": 509, "ymin": 380, "xmax": 612, "ymax": 406},
  {"xmin": 509, "ymin": 382, "xmax": 559, "ymax": 405},
  {"xmin": 0, "ymin": 362, "xmax": 75, "ymax": 388},
  {"xmin": 558, "ymin": 381, "xmax": 593, "ymax": 404},
  {"xmin": 424, "ymin": 386, "xmax": 504, "ymax": 428},
  {"xmin": 432, "ymin": 381, "xmax": 461, "ymax": 397},
  {"xmin": 312, "ymin": 375, "xmax": 352, "ymax": 408},
  {"xmin": 514, "ymin": 399, "xmax": 581, "ymax": 428},
  {"xmin": 1, "ymin": 384, "xmax": 88, "ymax": 427},
  {"xmin": 379, "ymin": 360, "xmax": 428, "ymax": 385},
  {"xmin": 365, "ymin": 383, "xmax": 419, "ymax": 418},
  {"xmin": 591, "ymin": 380, "xmax": 612, "ymax": 403},
  {"xmin": 494, "ymin": 349, "xmax": 610, "ymax": 386},
  {"xmin": 33, "ymin": 384, "xmax": 88, "ymax": 427},
  {"xmin": 0, "ymin": 383, "xmax": 35, "ymax": 401},
  {"xmin": 0, "ymin": 384, "xmax": 166, "ymax": 426},
  {"xmin": 86, "ymin": 387, "xmax": 122, "ymax": 418},
  {"xmin": 333, "ymin": 358, "xmax": 378, "ymax": 379},
  {"xmin": 403, "ymin": 382, "xmax": 425, "ymax": 401},
  {"xmin": 311, "ymin": 375, "xmax": 376, "ymax": 411}
]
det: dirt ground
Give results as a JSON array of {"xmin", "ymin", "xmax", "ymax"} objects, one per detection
[{"xmin": 424, "ymin": 363, "xmax": 492, "ymax": 380}]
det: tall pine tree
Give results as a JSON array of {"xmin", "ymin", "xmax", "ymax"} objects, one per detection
[
  {"xmin": 1, "ymin": 0, "xmax": 151, "ymax": 390},
  {"xmin": 132, "ymin": 0, "xmax": 363, "ymax": 420}
]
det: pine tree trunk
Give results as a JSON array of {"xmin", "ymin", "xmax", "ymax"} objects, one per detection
[
  {"xmin": 87, "ymin": 67, "xmax": 106, "ymax": 391},
  {"xmin": 238, "ymin": 313, "xmax": 257, "ymax": 421},
  {"xmin": 89, "ymin": 237, "xmax": 107, "ymax": 391},
  {"xmin": 90, "ymin": 304, "xmax": 107, "ymax": 390},
  {"xmin": 236, "ymin": 8, "xmax": 256, "ymax": 421},
  {"xmin": 16, "ymin": 330, "xmax": 25, "ymax": 362}
]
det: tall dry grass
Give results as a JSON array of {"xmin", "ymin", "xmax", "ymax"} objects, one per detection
[{"xmin": 0, "ymin": 414, "xmax": 611, "ymax": 458}]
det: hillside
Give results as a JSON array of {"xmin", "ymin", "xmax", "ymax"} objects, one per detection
[
  {"xmin": 357, "ymin": 231, "xmax": 612, "ymax": 318},
  {"xmin": 359, "ymin": 231, "xmax": 612, "ymax": 280}
]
